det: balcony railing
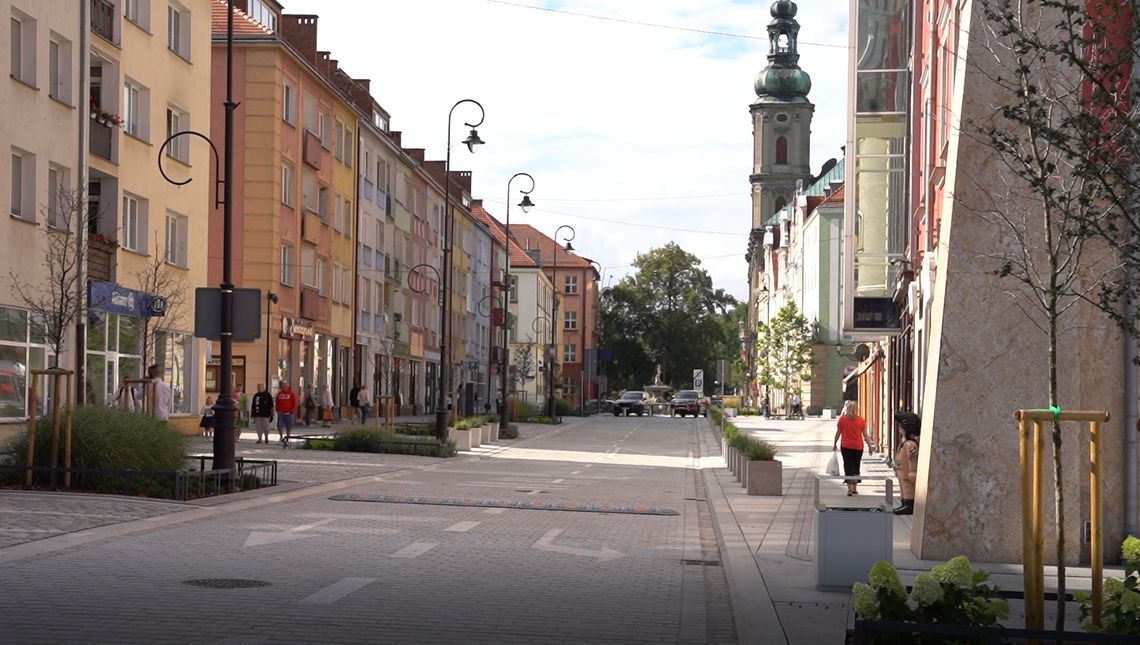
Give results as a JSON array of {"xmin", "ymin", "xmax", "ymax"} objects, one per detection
[
  {"xmin": 90, "ymin": 120, "xmax": 113, "ymax": 160},
  {"xmin": 91, "ymin": 0, "xmax": 115, "ymax": 42}
]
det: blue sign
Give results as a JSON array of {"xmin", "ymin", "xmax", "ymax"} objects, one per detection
[{"xmin": 88, "ymin": 280, "xmax": 155, "ymax": 318}]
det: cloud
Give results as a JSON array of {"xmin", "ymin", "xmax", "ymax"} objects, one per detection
[{"xmin": 282, "ymin": 0, "xmax": 849, "ymax": 300}]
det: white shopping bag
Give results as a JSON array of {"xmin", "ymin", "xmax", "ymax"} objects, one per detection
[{"xmin": 825, "ymin": 450, "xmax": 840, "ymax": 476}]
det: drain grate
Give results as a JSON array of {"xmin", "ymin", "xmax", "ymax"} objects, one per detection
[
  {"xmin": 183, "ymin": 579, "xmax": 271, "ymax": 589},
  {"xmin": 680, "ymin": 559, "xmax": 722, "ymax": 566}
]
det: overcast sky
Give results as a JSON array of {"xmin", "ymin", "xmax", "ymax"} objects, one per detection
[{"xmin": 280, "ymin": 0, "xmax": 851, "ymax": 301}]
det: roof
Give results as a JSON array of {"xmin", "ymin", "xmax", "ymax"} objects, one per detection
[
  {"xmin": 211, "ymin": 0, "xmax": 274, "ymax": 36},
  {"xmin": 509, "ymin": 224, "xmax": 594, "ymax": 270},
  {"xmin": 470, "ymin": 204, "xmax": 538, "ymax": 268},
  {"xmin": 763, "ymin": 157, "xmax": 846, "ymax": 226},
  {"xmin": 819, "ymin": 183, "xmax": 845, "ymax": 208}
]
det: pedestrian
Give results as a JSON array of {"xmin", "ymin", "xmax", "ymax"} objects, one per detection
[
  {"xmin": 250, "ymin": 383, "xmax": 274, "ymax": 444},
  {"xmin": 832, "ymin": 400, "xmax": 872, "ymax": 496},
  {"xmin": 275, "ymin": 381, "xmax": 297, "ymax": 444},
  {"xmin": 349, "ymin": 383, "xmax": 361, "ymax": 422},
  {"xmin": 357, "ymin": 384, "xmax": 373, "ymax": 424},
  {"xmin": 893, "ymin": 411, "xmax": 921, "ymax": 515},
  {"xmin": 114, "ymin": 375, "xmax": 139, "ymax": 412},
  {"xmin": 790, "ymin": 392, "xmax": 802, "ymax": 417},
  {"xmin": 198, "ymin": 396, "xmax": 215, "ymax": 437},
  {"xmin": 147, "ymin": 364, "xmax": 173, "ymax": 421},
  {"xmin": 235, "ymin": 384, "xmax": 249, "ymax": 433},
  {"xmin": 320, "ymin": 384, "xmax": 334, "ymax": 427},
  {"xmin": 760, "ymin": 394, "xmax": 770, "ymax": 419},
  {"xmin": 302, "ymin": 384, "xmax": 317, "ymax": 426}
]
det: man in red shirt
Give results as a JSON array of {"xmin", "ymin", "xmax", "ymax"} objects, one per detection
[{"xmin": 275, "ymin": 381, "xmax": 297, "ymax": 444}]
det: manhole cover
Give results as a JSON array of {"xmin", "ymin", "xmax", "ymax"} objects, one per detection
[{"xmin": 183, "ymin": 579, "xmax": 271, "ymax": 589}]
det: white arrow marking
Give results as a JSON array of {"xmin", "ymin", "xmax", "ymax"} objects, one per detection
[
  {"xmin": 391, "ymin": 542, "xmax": 438, "ymax": 558},
  {"xmin": 299, "ymin": 577, "xmax": 376, "ymax": 605},
  {"xmin": 532, "ymin": 528, "xmax": 626, "ymax": 562},
  {"xmin": 443, "ymin": 521, "xmax": 480, "ymax": 532},
  {"xmin": 243, "ymin": 518, "xmax": 335, "ymax": 548}
]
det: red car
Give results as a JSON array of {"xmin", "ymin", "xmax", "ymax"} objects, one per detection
[{"xmin": 670, "ymin": 390, "xmax": 707, "ymax": 417}]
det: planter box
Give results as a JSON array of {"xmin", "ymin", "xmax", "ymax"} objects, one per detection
[
  {"xmin": 469, "ymin": 427, "xmax": 481, "ymax": 448},
  {"xmin": 746, "ymin": 459, "xmax": 782, "ymax": 495},
  {"xmin": 741, "ymin": 456, "xmax": 749, "ymax": 489},
  {"xmin": 485, "ymin": 423, "xmax": 496, "ymax": 444},
  {"xmin": 448, "ymin": 428, "xmax": 472, "ymax": 452}
]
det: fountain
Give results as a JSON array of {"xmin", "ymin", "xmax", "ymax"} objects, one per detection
[{"xmin": 643, "ymin": 365, "xmax": 672, "ymax": 414}]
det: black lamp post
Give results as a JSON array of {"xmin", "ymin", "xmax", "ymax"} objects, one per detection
[
  {"xmin": 265, "ymin": 292, "xmax": 278, "ymax": 388},
  {"xmin": 157, "ymin": 0, "xmax": 239, "ymax": 484},
  {"xmin": 500, "ymin": 173, "xmax": 534, "ymax": 431},
  {"xmin": 435, "ymin": 100, "xmax": 485, "ymax": 442},
  {"xmin": 547, "ymin": 225, "xmax": 575, "ymax": 419}
]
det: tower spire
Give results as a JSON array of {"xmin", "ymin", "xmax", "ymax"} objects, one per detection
[{"xmin": 754, "ymin": 0, "xmax": 812, "ymax": 103}]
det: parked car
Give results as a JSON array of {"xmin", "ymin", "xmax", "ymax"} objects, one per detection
[
  {"xmin": 670, "ymin": 390, "xmax": 708, "ymax": 417},
  {"xmin": 613, "ymin": 391, "xmax": 649, "ymax": 416}
]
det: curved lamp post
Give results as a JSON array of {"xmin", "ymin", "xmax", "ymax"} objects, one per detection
[
  {"xmin": 548, "ymin": 225, "xmax": 575, "ymax": 418},
  {"xmin": 500, "ymin": 173, "xmax": 534, "ymax": 430},
  {"xmin": 436, "ymin": 100, "xmax": 485, "ymax": 441},
  {"xmin": 157, "ymin": 0, "xmax": 239, "ymax": 484}
]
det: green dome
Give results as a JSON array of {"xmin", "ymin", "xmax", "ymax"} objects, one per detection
[
  {"xmin": 771, "ymin": 0, "xmax": 797, "ymax": 18},
  {"xmin": 754, "ymin": 67, "xmax": 812, "ymax": 102}
]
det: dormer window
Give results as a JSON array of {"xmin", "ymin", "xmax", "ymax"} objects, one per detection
[{"xmin": 247, "ymin": 0, "xmax": 278, "ymax": 31}]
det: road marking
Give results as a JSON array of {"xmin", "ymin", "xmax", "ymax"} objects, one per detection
[
  {"xmin": 244, "ymin": 518, "xmax": 335, "ymax": 548},
  {"xmin": 299, "ymin": 577, "xmax": 376, "ymax": 605},
  {"xmin": 444, "ymin": 521, "xmax": 480, "ymax": 532},
  {"xmin": 570, "ymin": 471, "xmax": 581, "ymax": 475},
  {"xmin": 585, "ymin": 464, "xmax": 593, "ymax": 468},
  {"xmin": 525, "ymin": 489, "xmax": 543, "ymax": 496},
  {"xmin": 483, "ymin": 508, "xmax": 507, "ymax": 514},
  {"xmin": 209, "ymin": 637, "xmax": 269, "ymax": 645},
  {"xmin": 551, "ymin": 479, "xmax": 564, "ymax": 483},
  {"xmin": 391, "ymin": 542, "xmax": 438, "ymax": 558},
  {"xmin": 532, "ymin": 528, "xmax": 625, "ymax": 562}
]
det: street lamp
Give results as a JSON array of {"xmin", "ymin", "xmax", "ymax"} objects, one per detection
[
  {"xmin": 548, "ymin": 225, "xmax": 575, "ymax": 418},
  {"xmin": 436, "ymin": 100, "xmax": 485, "ymax": 442},
  {"xmin": 265, "ymin": 292, "xmax": 278, "ymax": 388},
  {"xmin": 500, "ymin": 173, "xmax": 534, "ymax": 431}
]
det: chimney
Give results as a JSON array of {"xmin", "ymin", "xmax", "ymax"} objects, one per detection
[{"xmin": 279, "ymin": 15, "xmax": 319, "ymax": 66}]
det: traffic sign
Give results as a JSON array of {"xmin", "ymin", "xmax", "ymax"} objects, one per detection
[{"xmin": 693, "ymin": 369, "xmax": 704, "ymax": 392}]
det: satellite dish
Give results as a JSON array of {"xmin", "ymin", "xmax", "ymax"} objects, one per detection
[{"xmin": 854, "ymin": 344, "xmax": 871, "ymax": 362}]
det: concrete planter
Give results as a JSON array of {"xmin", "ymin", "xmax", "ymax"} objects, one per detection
[
  {"xmin": 469, "ymin": 427, "xmax": 482, "ymax": 448},
  {"xmin": 448, "ymin": 428, "xmax": 473, "ymax": 452},
  {"xmin": 746, "ymin": 459, "xmax": 783, "ymax": 496},
  {"xmin": 741, "ymin": 456, "xmax": 749, "ymax": 489},
  {"xmin": 485, "ymin": 423, "xmax": 497, "ymax": 444}
]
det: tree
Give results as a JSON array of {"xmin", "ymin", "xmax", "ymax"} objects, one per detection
[
  {"xmin": 510, "ymin": 336, "xmax": 537, "ymax": 394},
  {"xmin": 8, "ymin": 189, "xmax": 89, "ymax": 369},
  {"xmin": 756, "ymin": 301, "xmax": 815, "ymax": 415},
  {"xmin": 969, "ymin": 0, "xmax": 1138, "ymax": 628},
  {"xmin": 597, "ymin": 243, "xmax": 737, "ymax": 391},
  {"xmin": 127, "ymin": 235, "xmax": 191, "ymax": 374}
]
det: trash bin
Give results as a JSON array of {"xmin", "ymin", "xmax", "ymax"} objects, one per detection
[{"xmin": 813, "ymin": 475, "xmax": 894, "ymax": 591}]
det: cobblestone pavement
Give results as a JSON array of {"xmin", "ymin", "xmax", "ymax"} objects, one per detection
[
  {"xmin": 0, "ymin": 493, "xmax": 187, "ymax": 549},
  {"xmin": 0, "ymin": 415, "xmax": 734, "ymax": 644}
]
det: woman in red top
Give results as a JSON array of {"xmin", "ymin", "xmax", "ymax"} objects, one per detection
[{"xmin": 832, "ymin": 400, "xmax": 872, "ymax": 496}]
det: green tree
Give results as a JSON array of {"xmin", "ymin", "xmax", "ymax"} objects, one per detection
[
  {"xmin": 597, "ymin": 243, "xmax": 736, "ymax": 392},
  {"xmin": 756, "ymin": 302, "xmax": 815, "ymax": 415}
]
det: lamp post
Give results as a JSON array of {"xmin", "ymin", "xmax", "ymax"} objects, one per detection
[
  {"xmin": 157, "ymin": 0, "xmax": 238, "ymax": 483},
  {"xmin": 265, "ymin": 292, "xmax": 278, "ymax": 388},
  {"xmin": 500, "ymin": 173, "xmax": 534, "ymax": 431},
  {"xmin": 565, "ymin": 330, "xmax": 581, "ymax": 415},
  {"xmin": 548, "ymin": 225, "xmax": 575, "ymax": 419},
  {"xmin": 435, "ymin": 100, "xmax": 485, "ymax": 442}
]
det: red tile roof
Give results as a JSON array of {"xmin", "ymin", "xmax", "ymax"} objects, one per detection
[
  {"xmin": 820, "ymin": 184, "xmax": 845, "ymax": 208},
  {"xmin": 211, "ymin": 0, "xmax": 274, "ymax": 36},
  {"xmin": 509, "ymin": 224, "xmax": 593, "ymax": 269},
  {"xmin": 471, "ymin": 205, "xmax": 538, "ymax": 268}
]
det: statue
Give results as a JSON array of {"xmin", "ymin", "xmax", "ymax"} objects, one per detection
[{"xmin": 654, "ymin": 365, "xmax": 663, "ymax": 386}]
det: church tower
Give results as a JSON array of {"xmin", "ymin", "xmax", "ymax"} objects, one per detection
[{"xmin": 749, "ymin": 0, "xmax": 814, "ymax": 227}]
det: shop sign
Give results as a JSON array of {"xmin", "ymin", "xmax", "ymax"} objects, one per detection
[
  {"xmin": 281, "ymin": 316, "xmax": 315, "ymax": 340},
  {"xmin": 88, "ymin": 280, "xmax": 153, "ymax": 318}
]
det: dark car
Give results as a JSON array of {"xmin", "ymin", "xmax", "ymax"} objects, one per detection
[
  {"xmin": 613, "ymin": 391, "xmax": 649, "ymax": 416},
  {"xmin": 670, "ymin": 390, "xmax": 707, "ymax": 417}
]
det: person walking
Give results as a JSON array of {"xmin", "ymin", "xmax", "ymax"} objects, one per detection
[
  {"xmin": 114, "ymin": 375, "xmax": 139, "ymax": 412},
  {"xmin": 320, "ymin": 384, "xmax": 334, "ymax": 427},
  {"xmin": 234, "ymin": 384, "xmax": 249, "ymax": 437},
  {"xmin": 250, "ymin": 383, "xmax": 274, "ymax": 444},
  {"xmin": 147, "ymin": 365, "xmax": 173, "ymax": 421},
  {"xmin": 760, "ymin": 394, "xmax": 770, "ymax": 419},
  {"xmin": 349, "ymin": 383, "xmax": 361, "ymax": 422},
  {"xmin": 275, "ymin": 381, "xmax": 297, "ymax": 445},
  {"xmin": 893, "ymin": 411, "xmax": 921, "ymax": 515},
  {"xmin": 198, "ymin": 397, "xmax": 215, "ymax": 437},
  {"xmin": 302, "ymin": 384, "xmax": 317, "ymax": 427},
  {"xmin": 357, "ymin": 384, "xmax": 373, "ymax": 424},
  {"xmin": 832, "ymin": 400, "xmax": 872, "ymax": 496}
]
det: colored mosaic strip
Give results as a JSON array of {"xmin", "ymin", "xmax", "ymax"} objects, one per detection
[{"xmin": 328, "ymin": 493, "xmax": 679, "ymax": 516}]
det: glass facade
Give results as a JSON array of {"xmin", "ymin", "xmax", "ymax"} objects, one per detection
[
  {"xmin": 0, "ymin": 307, "xmax": 51, "ymax": 418},
  {"xmin": 86, "ymin": 313, "xmax": 142, "ymax": 407}
]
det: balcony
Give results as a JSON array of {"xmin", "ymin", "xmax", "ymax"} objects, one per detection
[
  {"xmin": 300, "ymin": 287, "xmax": 320, "ymax": 320},
  {"xmin": 303, "ymin": 131, "xmax": 322, "ymax": 169},
  {"xmin": 91, "ymin": 0, "xmax": 115, "ymax": 42},
  {"xmin": 90, "ymin": 119, "xmax": 113, "ymax": 160}
]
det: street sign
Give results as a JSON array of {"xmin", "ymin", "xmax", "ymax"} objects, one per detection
[
  {"xmin": 716, "ymin": 359, "xmax": 728, "ymax": 384},
  {"xmin": 193, "ymin": 288, "xmax": 263, "ymax": 340},
  {"xmin": 693, "ymin": 369, "xmax": 704, "ymax": 392}
]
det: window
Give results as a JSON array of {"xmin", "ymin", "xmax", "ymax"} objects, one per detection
[
  {"xmin": 123, "ymin": 80, "xmax": 148, "ymax": 140},
  {"xmin": 10, "ymin": 151, "xmax": 34, "ymax": 221},
  {"xmin": 318, "ymin": 185, "xmax": 330, "ymax": 222},
  {"xmin": 333, "ymin": 192, "xmax": 342, "ymax": 232},
  {"xmin": 303, "ymin": 92, "xmax": 317, "ymax": 133},
  {"xmin": 9, "ymin": 13, "xmax": 34, "ymax": 84},
  {"xmin": 167, "ymin": 3, "xmax": 190, "ymax": 60},
  {"xmin": 122, "ymin": 194, "xmax": 146, "ymax": 253},
  {"xmin": 301, "ymin": 245, "xmax": 316, "ymax": 287},
  {"xmin": 316, "ymin": 257, "xmax": 328, "ymax": 296},
  {"xmin": 155, "ymin": 331, "xmax": 193, "ymax": 414},
  {"xmin": 360, "ymin": 277, "xmax": 371, "ymax": 312},
  {"xmin": 301, "ymin": 169, "xmax": 316, "ymax": 212},
  {"xmin": 776, "ymin": 137, "xmax": 788, "ymax": 164},
  {"xmin": 124, "ymin": 0, "xmax": 148, "ymax": 28},
  {"xmin": 509, "ymin": 275, "xmax": 518, "ymax": 303},
  {"xmin": 340, "ymin": 267, "xmax": 351, "ymax": 304},
  {"xmin": 332, "ymin": 263, "xmax": 341, "ymax": 303},
  {"xmin": 0, "ymin": 306, "xmax": 52, "ymax": 418},
  {"xmin": 318, "ymin": 111, "xmax": 330, "ymax": 148},
  {"xmin": 344, "ymin": 127, "xmax": 353, "ymax": 167},
  {"xmin": 46, "ymin": 164, "xmax": 68, "ymax": 229},
  {"xmin": 48, "ymin": 36, "xmax": 72, "ymax": 103},
  {"xmin": 166, "ymin": 106, "xmax": 189, "ymax": 164},
  {"xmin": 247, "ymin": 0, "xmax": 278, "ymax": 31},
  {"xmin": 564, "ymin": 310, "xmax": 577, "ymax": 330},
  {"xmin": 280, "ymin": 244, "xmax": 294, "ymax": 286},
  {"xmin": 564, "ymin": 275, "xmax": 578, "ymax": 295},
  {"xmin": 165, "ymin": 211, "xmax": 188, "ymax": 268},
  {"xmin": 334, "ymin": 121, "xmax": 344, "ymax": 159},
  {"xmin": 344, "ymin": 197, "xmax": 353, "ymax": 238},
  {"xmin": 282, "ymin": 80, "xmax": 296, "ymax": 124},
  {"xmin": 281, "ymin": 162, "xmax": 295, "ymax": 206},
  {"xmin": 564, "ymin": 344, "xmax": 577, "ymax": 363}
]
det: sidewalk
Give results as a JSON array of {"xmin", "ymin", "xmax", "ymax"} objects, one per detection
[{"xmin": 700, "ymin": 413, "xmax": 1117, "ymax": 645}]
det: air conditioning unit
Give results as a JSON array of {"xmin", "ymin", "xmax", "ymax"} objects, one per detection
[{"xmin": 491, "ymin": 269, "xmax": 505, "ymax": 287}]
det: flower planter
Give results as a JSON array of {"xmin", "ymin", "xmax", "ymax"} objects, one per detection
[
  {"xmin": 448, "ymin": 428, "xmax": 472, "ymax": 452},
  {"xmin": 746, "ymin": 459, "xmax": 783, "ymax": 496},
  {"xmin": 484, "ymin": 423, "xmax": 496, "ymax": 444},
  {"xmin": 469, "ymin": 427, "xmax": 481, "ymax": 448}
]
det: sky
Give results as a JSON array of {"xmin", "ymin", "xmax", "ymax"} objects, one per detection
[{"xmin": 279, "ymin": 0, "xmax": 851, "ymax": 301}]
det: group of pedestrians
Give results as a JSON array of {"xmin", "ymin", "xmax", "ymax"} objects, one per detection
[
  {"xmin": 194, "ymin": 381, "xmax": 380, "ymax": 445},
  {"xmin": 831, "ymin": 400, "xmax": 921, "ymax": 515}
]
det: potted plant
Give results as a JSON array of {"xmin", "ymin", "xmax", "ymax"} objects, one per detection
[
  {"xmin": 89, "ymin": 97, "xmax": 124, "ymax": 127},
  {"xmin": 89, "ymin": 233, "xmax": 119, "ymax": 249},
  {"xmin": 447, "ymin": 418, "xmax": 474, "ymax": 452},
  {"xmin": 743, "ymin": 437, "xmax": 781, "ymax": 496}
]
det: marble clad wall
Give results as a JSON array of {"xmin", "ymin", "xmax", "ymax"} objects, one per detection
[{"xmin": 910, "ymin": 0, "xmax": 1129, "ymax": 565}]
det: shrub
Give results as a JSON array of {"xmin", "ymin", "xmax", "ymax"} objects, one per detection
[
  {"xmin": 484, "ymin": 413, "xmax": 500, "ymax": 423},
  {"xmin": 555, "ymin": 398, "xmax": 575, "ymax": 416},
  {"xmin": 2, "ymin": 405, "xmax": 186, "ymax": 491},
  {"xmin": 525, "ymin": 416, "xmax": 556, "ymax": 424},
  {"xmin": 510, "ymin": 399, "xmax": 537, "ymax": 421},
  {"xmin": 398, "ymin": 424, "xmax": 434, "ymax": 437},
  {"xmin": 744, "ymin": 438, "xmax": 777, "ymax": 461},
  {"xmin": 336, "ymin": 425, "xmax": 394, "ymax": 451},
  {"xmin": 302, "ymin": 429, "xmax": 454, "ymax": 457},
  {"xmin": 1076, "ymin": 536, "xmax": 1140, "ymax": 634},
  {"xmin": 500, "ymin": 424, "xmax": 519, "ymax": 439},
  {"xmin": 709, "ymin": 406, "xmax": 724, "ymax": 424}
]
